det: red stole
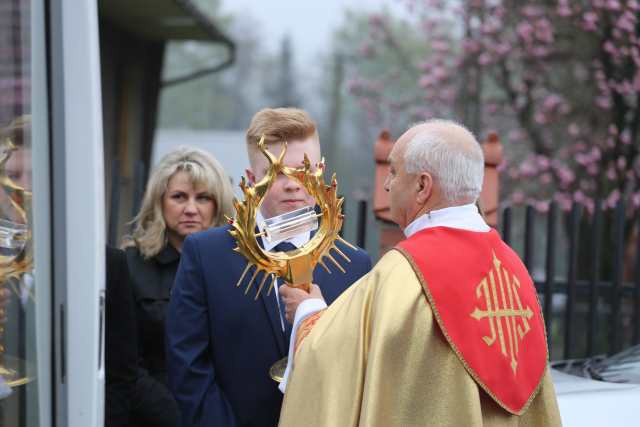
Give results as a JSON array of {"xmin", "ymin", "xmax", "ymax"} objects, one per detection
[{"xmin": 397, "ymin": 227, "xmax": 547, "ymax": 415}]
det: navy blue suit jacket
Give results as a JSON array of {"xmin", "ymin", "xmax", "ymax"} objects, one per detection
[{"xmin": 166, "ymin": 225, "xmax": 371, "ymax": 427}]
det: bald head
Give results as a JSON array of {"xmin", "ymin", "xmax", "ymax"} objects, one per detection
[{"xmin": 400, "ymin": 119, "xmax": 484, "ymax": 204}]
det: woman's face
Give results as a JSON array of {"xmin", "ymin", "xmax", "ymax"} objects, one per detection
[{"xmin": 162, "ymin": 171, "xmax": 216, "ymax": 246}]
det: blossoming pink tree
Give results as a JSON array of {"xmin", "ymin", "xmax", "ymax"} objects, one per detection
[{"xmin": 345, "ymin": 0, "xmax": 640, "ymax": 213}]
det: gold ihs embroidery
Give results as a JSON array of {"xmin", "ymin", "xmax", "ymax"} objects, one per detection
[{"xmin": 470, "ymin": 251, "xmax": 533, "ymax": 374}]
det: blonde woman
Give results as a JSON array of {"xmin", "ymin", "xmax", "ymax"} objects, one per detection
[{"xmin": 122, "ymin": 146, "xmax": 233, "ymax": 427}]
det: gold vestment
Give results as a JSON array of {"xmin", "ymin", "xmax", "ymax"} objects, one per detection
[{"xmin": 279, "ymin": 250, "xmax": 562, "ymax": 427}]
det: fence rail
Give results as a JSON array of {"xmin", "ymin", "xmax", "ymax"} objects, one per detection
[{"xmin": 502, "ymin": 199, "xmax": 640, "ymax": 360}]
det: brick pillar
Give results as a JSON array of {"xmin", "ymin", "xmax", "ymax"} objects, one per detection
[{"xmin": 479, "ymin": 132, "xmax": 503, "ymax": 228}]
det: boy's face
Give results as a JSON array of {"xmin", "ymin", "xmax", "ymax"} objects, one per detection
[{"xmin": 247, "ymin": 136, "xmax": 321, "ymax": 220}]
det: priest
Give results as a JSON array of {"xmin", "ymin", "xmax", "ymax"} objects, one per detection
[{"xmin": 278, "ymin": 119, "xmax": 562, "ymax": 427}]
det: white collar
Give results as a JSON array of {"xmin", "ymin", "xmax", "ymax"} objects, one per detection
[
  {"xmin": 403, "ymin": 203, "xmax": 490, "ymax": 238},
  {"xmin": 257, "ymin": 209, "xmax": 311, "ymax": 252}
]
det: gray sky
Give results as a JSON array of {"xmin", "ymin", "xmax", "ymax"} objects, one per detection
[{"xmin": 220, "ymin": 0, "xmax": 404, "ymax": 62}]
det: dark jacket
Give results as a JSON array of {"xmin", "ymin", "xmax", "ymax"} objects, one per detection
[
  {"xmin": 166, "ymin": 225, "xmax": 372, "ymax": 427},
  {"xmin": 125, "ymin": 244, "xmax": 181, "ymax": 427},
  {"xmin": 105, "ymin": 246, "xmax": 138, "ymax": 427}
]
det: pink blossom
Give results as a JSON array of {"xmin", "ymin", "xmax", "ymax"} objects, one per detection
[
  {"xmin": 494, "ymin": 43, "xmax": 512, "ymax": 56},
  {"xmin": 419, "ymin": 75, "xmax": 434, "ymax": 88},
  {"xmin": 606, "ymin": 167, "xmax": 617, "ymax": 180},
  {"xmin": 575, "ymin": 153, "xmax": 589, "ymax": 166},
  {"xmin": 497, "ymin": 160, "xmax": 508, "ymax": 173},
  {"xmin": 542, "ymin": 94, "xmax": 563, "ymax": 111},
  {"xmin": 534, "ymin": 111, "xmax": 547, "ymax": 124},
  {"xmin": 558, "ymin": 147, "xmax": 570, "ymax": 159},
  {"xmin": 508, "ymin": 129, "xmax": 526, "ymax": 142},
  {"xmin": 368, "ymin": 14, "xmax": 385, "ymax": 27},
  {"xmin": 554, "ymin": 192, "xmax": 573, "ymax": 211},
  {"xmin": 519, "ymin": 161, "xmax": 538, "ymax": 177},
  {"xmin": 574, "ymin": 190, "xmax": 586, "ymax": 203},
  {"xmin": 516, "ymin": 22, "xmax": 534, "ymax": 42},
  {"xmin": 511, "ymin": 191, "xmax": 526, "ymax": 204},
  {"xmin": 596, "ymin": 95, "xmax": 612, "ymax": 109},
  {"xmin": 441, "ymin": 88, "xmax": 456, "ymax": 102},
  {"xmin": 478, "ymin": 52, "xmax": 493, "ymax": 65},
  {"xmin": 568, "ymin": 123, "xmax": 580, "ymax": 136},
  {"xmin": 631, "ymin": 192, "xmax": 640, "ymax": 209},
  {"xmin": 604, "ymin": 0, "xmax": 622, "ymax": 11},
  {"xmin": 557, "ymin": 166, "xmax": 575, "ymax": 186},
  {"xmin": 432, "ymin": 40, "xmax": 450, "ymax": 52},
  {"xmin": 584, "ymin": 198, "xmax": 595, "ymax": 215},
  {"xmin": 612, "ymin": 28, "xmax": 624, "ymax": 40},
  {"xmin": 522, "ymin": 5, "xmax": 543, "ymax": 18},
  {"xmin": 604, "ymin": 41, "xmax": 619, "ymax": 57},
  {"xmin": 620, "ymin": 129, "xmax": 632, "ymax": 144},
  {"xmin": 617, "ymin": 156, "xmax": 627, "ymax": 170},
  {"xmin": 606, "ymin": 189, "xmax": 621, "ymax": 208},
  {"xmin": 540, "ymin": 173, "xmax": 553, "ymax": 185},
  {"xmin": 432, "ymin": 65, "xmax": 447, "ymax": 80},
  {"xmin": 582, "ymin": 12, "xmax": 599, "ymax": 31},
  {"xmin": 557, "ymin": 1, "xmax": 572, "ymax": 17},
  {"xmin": 463, "ymin": 39, "xmax": 481, "ymax": 54},
  {"xmin": 573, "ymin": 142, "xmax": 587, "ymax": 152},
  {"xmin": 534, "ymin": 19, "xmax": 554, "ymax": 44},
  {"xmin": 534, "ymin": 200, "xmax": 550, "ymax": 213},
  {"xmin": 531, "ymin": 46, "xmax": 550, "ymax": 58},
  {"xmin": 358, "ymin": 43, "xmax": 374, "ymax": 58},
  {"xmin": 481, "ymin": 20, "xmax": 500, "ymax": 36},
  {"xmin": 536, "ymin": 155, "xmax": 551, "ymax": 170}
]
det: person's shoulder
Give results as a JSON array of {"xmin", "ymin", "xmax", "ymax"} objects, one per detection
[
  {"xmin": 185, "ymin": 224, "xmax": 235, "ymax": 250},
  {"xmin": 374, "ymin": 249, "xmax": 413, "ymax": 275},
  {"xmin": 122, "ymin": 244, "xmax": 146, "ymax": 267}
]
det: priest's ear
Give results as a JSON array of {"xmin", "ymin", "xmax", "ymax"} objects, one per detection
[{"xmin": 415, "ymin": 172, "xmax": 433, "ymax": 204}]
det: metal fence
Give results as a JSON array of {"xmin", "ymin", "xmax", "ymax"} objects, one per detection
[{"xmin": 501, "ymin": 200, "xmax": 640, "ymax": 361}]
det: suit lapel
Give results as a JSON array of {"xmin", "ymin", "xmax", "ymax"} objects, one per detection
[
  {"xmin": 259, "ymin": 278, "xmax": 287, "ymax": 356},
  {"xmin": 252, "ymin": 227, "xmax": 287, "ymax": 356}
]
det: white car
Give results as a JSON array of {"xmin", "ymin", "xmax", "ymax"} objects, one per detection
[{"xmin": 552, "ymin": 345, "xmax": 640, "ymax": 426}]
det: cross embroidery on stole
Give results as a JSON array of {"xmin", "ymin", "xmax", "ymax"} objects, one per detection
[{"xmin": 470, "ymin": 251, "xmax": 534, "ymax": 375}]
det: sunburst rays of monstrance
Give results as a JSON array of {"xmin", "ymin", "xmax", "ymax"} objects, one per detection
[{"xmin": 227, "ymin": 136, "xmax": 355, "ymax": 381}]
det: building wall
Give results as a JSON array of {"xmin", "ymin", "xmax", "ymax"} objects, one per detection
[{"xmin": 99, "ymin": 19, "xmax": 164, "ymax": 245}]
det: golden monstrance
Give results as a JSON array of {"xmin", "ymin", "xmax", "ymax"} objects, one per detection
[
  {"xmin": 228, "ymin": 136, "xmax": 355, "ymax": 382},
  {"xmin": 0, "ymin": 127, "xmax": 34, "ymax": 390}
]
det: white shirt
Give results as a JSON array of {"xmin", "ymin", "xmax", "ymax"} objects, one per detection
[
  {"xmin": 279, "ymin": 202, "xmax": 490, "ymax": 392},
  {"xmin": 403, "ymin": 203, "xmax": 490, "ymax": 237},
  {"xmin": 257, "ymin": 210, "xmax": 311, "ymax": 331}
]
